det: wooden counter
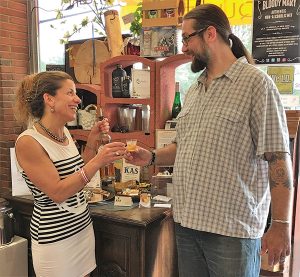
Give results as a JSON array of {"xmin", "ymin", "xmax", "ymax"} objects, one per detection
[{"xmin": 2, "ymin": 193, "xmax": 178, "ymax": 277}]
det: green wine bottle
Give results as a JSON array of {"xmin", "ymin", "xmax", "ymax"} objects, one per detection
[{"xmin": 172, "ymin": 82, "xmax": 182, "ymax": 119}]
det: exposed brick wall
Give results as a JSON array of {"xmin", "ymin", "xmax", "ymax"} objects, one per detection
[{"xmin": 0, "ymin": 0, "xmax": 29, "ymax": 189}]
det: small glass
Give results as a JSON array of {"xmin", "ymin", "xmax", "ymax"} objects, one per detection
[{"xmin": 126, "ymin": 139, "xmax": 137, "ymax": 152}]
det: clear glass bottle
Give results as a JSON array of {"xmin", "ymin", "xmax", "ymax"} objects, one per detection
[
  {"xmin": 112, "ymin": 64, "xmax": 127, "ymax": 98},
  {"xmin": 98, "ymin": 108, "xmax": 115, "ymax": 181},
  {"xmin": 171, "ymin": 82, "xmax": 182, "ymax": 119}
]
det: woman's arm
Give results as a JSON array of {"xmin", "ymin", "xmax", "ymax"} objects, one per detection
[{"xmin": 16, "ymin": 135, "xmax": 125, "ymax": 203}]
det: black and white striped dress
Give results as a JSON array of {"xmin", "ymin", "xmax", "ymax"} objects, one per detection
[{"xmin": 16, "ymin": 126, "xmax": 96, "ymax": 276}]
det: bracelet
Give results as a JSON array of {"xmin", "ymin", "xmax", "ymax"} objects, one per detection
[
  {"xmin": 272, "ymin": 219, "xmax": 290, "ymax": 224},
  {"xmin": 79, "ymin": 168, "xmax": 90, "ymax": 185},
  {"xmin": 85, "ymin": 144, "xmax": 97, "ymax": 153},
  {"xmin": 146, "ymin": 150, "xmax": 156, "ymax": 167}
]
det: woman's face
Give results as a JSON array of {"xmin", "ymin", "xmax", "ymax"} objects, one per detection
[{"xmin": 50, "ymin": 79, "xmax": 80, "ymax": 122}]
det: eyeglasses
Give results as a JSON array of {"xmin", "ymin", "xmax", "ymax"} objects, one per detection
[{"xmin": 181, "ymin": 27, "xmax": 208, "ymax": 46}]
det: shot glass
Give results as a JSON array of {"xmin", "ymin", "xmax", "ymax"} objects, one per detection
[{"xmin": 126, "ymin": 139, "xmax": 137, "ymax": 152}]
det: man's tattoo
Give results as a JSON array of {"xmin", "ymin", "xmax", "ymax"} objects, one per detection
[{"xmin": 265, "ymin": 152, "xmax": 292, "ymax": 190}]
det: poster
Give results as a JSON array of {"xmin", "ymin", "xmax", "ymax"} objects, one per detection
[
  {"xmin": 155, "ymin": 129, "xmax": 176, "ymax": 149},
  {"xmin": 267, "ymin": 66, "xmax": 295, "ymax": 93},
  {"xmin": 252, "ymin": 0, "xmax": 300, "ymax": 64},
  {"xmin": 202, "ymin": 0, "xmax": 253, "ymax": 25}
]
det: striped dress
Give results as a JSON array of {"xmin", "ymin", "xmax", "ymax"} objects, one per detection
[{"xmin": 16, "ymin": 126, "xmax": 92, "ymax": 244}]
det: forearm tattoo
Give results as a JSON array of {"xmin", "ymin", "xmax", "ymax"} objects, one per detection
[{"xmin": 265, "ymin": 152, "xmax": 293, "ymax": 190}]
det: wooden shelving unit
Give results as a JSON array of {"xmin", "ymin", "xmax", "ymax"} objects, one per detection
[
  {"xmin": 286, "ymin": 110, "xmax": 300, "ymax": 138},
  {"xmin": 100, "ymin": 55, "xmax": 156, "ymax": 149},
  {"xmin": 155, "ymin": 54, "xmax": 192, "ymax": 129}
]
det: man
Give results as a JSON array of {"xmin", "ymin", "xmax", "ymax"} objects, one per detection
[{"xmin": 126, "ymin": 4, "xmax": 293, "ymax": 277}]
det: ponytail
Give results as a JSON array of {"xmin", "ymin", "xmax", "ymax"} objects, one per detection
[{"xmin": 229, "ymin": 33, "xmax": 254, "ymax": 65}]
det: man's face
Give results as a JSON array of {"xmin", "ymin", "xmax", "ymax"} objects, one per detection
[{"xmin": 181, "ymin": 19, "xmax": 210, "ymax": 73}]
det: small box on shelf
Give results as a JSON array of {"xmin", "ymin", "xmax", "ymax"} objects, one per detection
[
  {"xmin": 140, "ymin": 26, "xmax": 178, "ymax": 58},
  {"xmin": 142, "ymin": 0, "xmax": 182, "ymax": 27},
  {"xmin": 131, "ymin": 69, "xmax": 151, "ymax": 98}
]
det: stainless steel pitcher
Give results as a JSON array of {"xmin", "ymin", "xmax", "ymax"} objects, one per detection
[{"xmin": 0, "ymin": 198, "xmax": 14, "ymax": 245}]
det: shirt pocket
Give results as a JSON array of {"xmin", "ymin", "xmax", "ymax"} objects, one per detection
[
  {"xmin": 213, "ymin": 108, "xmax": 246, "ymax": 142},
  {"xmin": 215, "ymin": 108, "xmax": 245, "ymax": 123},
  {"xmin": 175, "ymin": 107, "xmax": 192, "ymax": 141}
]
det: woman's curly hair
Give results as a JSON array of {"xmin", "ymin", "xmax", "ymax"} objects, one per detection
[{"xmin": 14, "ymin": 71, "xmax": 73, "ymax": 125}]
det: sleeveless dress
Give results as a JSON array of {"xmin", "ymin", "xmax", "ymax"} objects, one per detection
[{"xmin": 15, "ymin": 126, "xmax": 96, "ymax": 277}]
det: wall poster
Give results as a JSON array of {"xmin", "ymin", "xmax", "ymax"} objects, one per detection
[
  {"xmin": 252, "ymin": 0, "xmax": 300, "ymax": 64},
  {"xmin": 267, "ymin": 66, "xmax": 295, "ymax": 93}
]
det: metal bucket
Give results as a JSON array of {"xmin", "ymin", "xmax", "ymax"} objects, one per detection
[{"xmin": 0, "ymin": 198, "xmax": 14, "ymax": 245}]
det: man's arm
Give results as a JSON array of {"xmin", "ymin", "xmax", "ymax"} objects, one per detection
[
  {"xmin": 125, "ymin": 143, "xmax": 177, "ymax": 167},
  {"xmin": 155, "ymin": 143, "xmax": 177, "ymax": 166},
  {"xmin": 262, "ymin": 152, "xmax": 294, "ymax": 266}
]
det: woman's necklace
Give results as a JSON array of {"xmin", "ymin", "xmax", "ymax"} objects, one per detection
[{"xmin": 37, "ymin": 121, "xmax": 67, "ymax": 143}]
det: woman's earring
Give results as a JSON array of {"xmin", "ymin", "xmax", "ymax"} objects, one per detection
[{"xmin": 50, "ymin": 107, "xmax": 55, "ymax": 113}]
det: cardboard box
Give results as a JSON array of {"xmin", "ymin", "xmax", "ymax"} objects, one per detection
[
  {"xmin": 114, "ymin": 159, "xmax": 141, "ymax": 183},
  {"xmin": 141, "ymin": 26, "xmax": 178, "ymax": 58},
  {"xmin": 142, "ymin": 0, "xmax": 182, "ymax": 27},
  {"xmin": 131, "ymin": 69, "xmax": 151, "ymax": 98}
]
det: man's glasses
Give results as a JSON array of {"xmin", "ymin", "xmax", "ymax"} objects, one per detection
[{"xmin": 181, "ymin": 27, "xmax": 208, "ymax": 46}]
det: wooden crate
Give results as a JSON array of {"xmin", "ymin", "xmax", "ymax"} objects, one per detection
[{"xmin": 142, "ymin": 0, "xmax": 182, "ymax": 27}]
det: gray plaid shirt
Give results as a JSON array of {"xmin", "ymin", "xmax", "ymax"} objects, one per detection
[{"xmin": 172, "ymin": 57, "xmax": 290, "ymax": 239}]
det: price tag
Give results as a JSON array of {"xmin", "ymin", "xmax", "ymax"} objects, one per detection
[{"xmin": 114, "ymin": 195, "xmax": 133, "ymax": 207}]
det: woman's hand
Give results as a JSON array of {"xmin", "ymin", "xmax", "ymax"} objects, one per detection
[
  {"xmin": 89, "ymin": 118, "xmax": 110, "ymax": 138},
  {"xmin": 85, "ymin": 118, "xmax": 110, "ymax": 153},
  {"xmin": 95, "ymin": 142, "xmax": 126, "ymax": 167}
]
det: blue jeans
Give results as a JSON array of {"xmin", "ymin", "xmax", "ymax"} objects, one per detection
[{"xmin": 175, "ymin": 223, "xmax": 261, "ymax": 277}]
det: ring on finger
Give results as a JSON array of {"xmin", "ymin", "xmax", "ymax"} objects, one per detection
[{"xmin": 115, "ymin": 151, "xmax": 120, "ymax": 156}]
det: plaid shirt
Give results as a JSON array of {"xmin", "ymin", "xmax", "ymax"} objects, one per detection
[{"xmin": 172, "ymin": 57, "xmax": 290, "ymax": 239}]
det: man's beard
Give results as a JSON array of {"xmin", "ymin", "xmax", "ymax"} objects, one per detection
[{"xmin": 191, "ymin": 56, "xmax": 207, "ymax": 73}]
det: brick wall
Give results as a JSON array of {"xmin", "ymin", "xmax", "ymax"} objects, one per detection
[{"xmin": 0, "ymin": 0, "xmax": 29, "ymax": 189}]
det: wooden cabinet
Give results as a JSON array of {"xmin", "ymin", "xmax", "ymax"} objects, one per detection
[
  {"xmin": 71, "ymin": 54, "xmax": 193, "ymax": 148},
  {"xmin": 100, "ymin": 55, "xmax": 156, "ymax": 149},
  {"xmin": 90, "ymin": 206, "xmax": 178, "ymax": 277},
  {"xmin": 3, "ymin": 194, "xmax": 178, "ymax": 277}
]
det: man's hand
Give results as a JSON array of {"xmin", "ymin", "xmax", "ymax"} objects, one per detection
[{"xmin": 261, "ymin": 222, "xmax": 291, "ymax": 266}]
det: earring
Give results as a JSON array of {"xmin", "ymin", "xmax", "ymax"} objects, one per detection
[{"xmin": 50, "ymin": 107, "xmax": 55, "ymax": 113}]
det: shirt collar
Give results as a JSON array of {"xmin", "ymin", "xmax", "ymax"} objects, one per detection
[{"xmin": 197, "ymin": 56, "xmax": 248, "ymax": 86}]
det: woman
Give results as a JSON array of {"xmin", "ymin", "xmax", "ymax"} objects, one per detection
[{"xmin": 14, "ymin": 71, "xmax": 126, "ymax": 277}]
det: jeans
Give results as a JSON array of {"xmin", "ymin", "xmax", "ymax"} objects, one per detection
[{"xmin": 175, "ymin": 223, "xmax": 261, "ymax": 277}]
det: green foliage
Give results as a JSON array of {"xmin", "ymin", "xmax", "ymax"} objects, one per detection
[
  {"xmin": 129, "ymin": 3, "xmax": 142, "ymax": 37},
  {"xmin": 50, "ymin": 0, "xmax": 114, "ymax": 44}
]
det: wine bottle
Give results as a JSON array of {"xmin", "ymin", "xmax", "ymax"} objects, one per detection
[
  {"xmin": 171, "ymin": 82, "xmax": 182, "ymax": 119},
  {"xmin": 121, "ymin": 76, "xmax": 132, "ymax": 98},
  {"xmin": 98, "ymin": 108, "xmax": 114, "ymax": 181}
]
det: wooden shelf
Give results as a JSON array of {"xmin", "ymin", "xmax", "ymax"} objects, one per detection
[
  {"xmin": 75, "ymin": 84, "xmax": 101, "ymax": 95},
  {"xmin": 69, "ymin": 129, "xmax": 90, "ymax": 141},
  {"xmin": 103, "ymin": 98, "xmax": 151, "ymax": 105}
]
